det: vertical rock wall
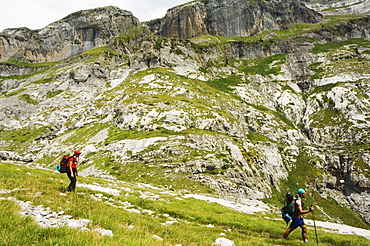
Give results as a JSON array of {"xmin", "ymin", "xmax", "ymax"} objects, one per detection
[{"xmin": 147, "ymin": 0, "xmax": 323, "ymax": 39}]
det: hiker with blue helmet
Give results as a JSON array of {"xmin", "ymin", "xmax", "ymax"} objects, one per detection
[{"xmin": 283, "ymin": 188, "xmax": 314, "ymax": 243}]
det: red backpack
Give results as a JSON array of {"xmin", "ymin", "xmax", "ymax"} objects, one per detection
[{"xmin": 56, "ymin": 155, "xmax": 71, "ymax": 173}]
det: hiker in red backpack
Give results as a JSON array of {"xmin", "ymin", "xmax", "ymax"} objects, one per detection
[
  {"xmin": 283, "ymin": 188, "xmax": 314, "ymax": 243},
  {"xmin": 66, "ymin": 150, "xmax": 81, "ymax": 192}
]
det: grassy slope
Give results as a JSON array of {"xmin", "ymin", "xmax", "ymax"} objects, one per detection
[{"xmin": 1, "ymin": 162, "xmax": 369, "ymax": 246}]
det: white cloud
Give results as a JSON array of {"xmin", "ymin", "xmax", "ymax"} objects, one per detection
[{"xmin": 0, "ymin": 0, "xmax": 190, "ymax": 32}]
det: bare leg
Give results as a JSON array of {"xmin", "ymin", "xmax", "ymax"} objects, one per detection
[
  {"xmin": 301, "ymin": 225, "xmax": 308, "ymax": 242},
  {"xmin": 283, "ymin": 227, "xmax": 293, "ymax": 239}
]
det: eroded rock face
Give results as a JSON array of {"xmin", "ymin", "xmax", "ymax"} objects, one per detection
[
  {"xmin": 147, "ymin": 0, "xmax": 323, "ymax": 39},
  {"xmin": 0, "ymin": 6, "xmax": 140, "ymax": 62}
]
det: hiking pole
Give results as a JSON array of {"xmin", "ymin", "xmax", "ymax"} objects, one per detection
[{"xmin": 311, "ymin": 205, "xmax": 319, "ymax": 245}]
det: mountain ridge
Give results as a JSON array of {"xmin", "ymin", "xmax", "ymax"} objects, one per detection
[{"xmin": 0, "ymin": 0, "xmax": 322, "ymax": 63}]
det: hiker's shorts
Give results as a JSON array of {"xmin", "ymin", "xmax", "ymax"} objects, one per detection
[{"xmin": 289, "ymin": 217, "xmax": 305, "ymax": 230}]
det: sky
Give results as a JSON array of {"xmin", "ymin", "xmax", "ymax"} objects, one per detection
[{"xmin": 0, "ymin": 0, "xmax": 191, "ymax": 32}]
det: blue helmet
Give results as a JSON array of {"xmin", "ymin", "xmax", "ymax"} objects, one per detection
[{"xmin": 296, "ymin": 188, "xmax": 306, "ymax": 194}]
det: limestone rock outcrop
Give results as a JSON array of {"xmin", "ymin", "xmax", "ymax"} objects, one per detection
[{"xmin": 0, "ymin": 6, "xmax": 140, "ymax": 62}]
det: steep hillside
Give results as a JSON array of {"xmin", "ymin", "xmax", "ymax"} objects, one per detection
[{"xmin": 0, "ymin": 0, "xmax": 370, "ymax": 235}]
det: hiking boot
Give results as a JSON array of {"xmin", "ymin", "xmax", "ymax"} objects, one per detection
[{"xmin": 58, "ymin": 187, "xmax": 66, "ymax": 192}]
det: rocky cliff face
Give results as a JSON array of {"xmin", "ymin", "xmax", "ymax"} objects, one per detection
[
  {"xmin": 0, "ymin": 6, "xmax": 140, "ymax": 62},
  {"xmin": 0, "ymin": 1, "xmax": 370, "ymax": 226},
  {"xmin": 147, "ymin": 0, "xmax": 323, "ymax": 39}
]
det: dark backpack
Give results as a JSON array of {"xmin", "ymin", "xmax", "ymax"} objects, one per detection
[
  {"xmin": 281, "ymin": 192, "xmax": 295, "ymax": 225},
  {"xmin": 56, "ymin": 155, "xmax": 71, "ymax": 173}
]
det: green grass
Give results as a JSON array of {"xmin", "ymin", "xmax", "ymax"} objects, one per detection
[
  {"xmin": 76, "ymin": 46, "xmax": 126, "ymax": 65},
  {"xmin": 245, "ymin": 102, "xmax": 296, "ymax": 129},
  {"xmin": 0, "ymin": 126, "xmax": 50, "ymax": 152},
  {"xmin": 240, "ymin": 54, "xmax": 287, "ymax": 76},
  {"xmin": 106, "ymin": 160, "xmax": 213, "ymax": 193},
  {"xmin": 0, "ymin": 200, "xmax": 103, "ymax": 246},
  {"xmin": 4, "ymin": 88, "xmax": 26, "ymax": 97},
  {"xmin": 247, "ymin": 131, "xmax": 274, "ymax": 142},
  {"xmin": 63, "ymin": 124, "xmax": 110, "ymax": 146},
  {"xmin": 80, "ymin": 46, "xmax": 121, "ymax": 57},
  {"xmin": 46, "ymin": 90, "xmax": 63, "ymax": 98},
  {"xmin": 106, "ymin": 125, "xmax": 183, "ymax": 142},
  {"xmin": 30, "ymin": 77, "xmax": 55, "ymax": 85},
  {"xmin": 37, "ymin": 155, "xmax": 61, "ymax": 166},
  {"xmin": 310, "ymin": 38, "xmax": 370, "ymax": 54},
  {"xmin": 1, "ymin": 162, "xmax": 369, "ymax": 245},
  {"xmin": 206, "ymin": 74, "xmax": 245, "ymax": 93},
  {"xmin": 0, "ymin": 66, "xmax": 52, "ymax": 82},
  {"xmin": 309, "ymin": 62, "xmax": 325, "ymax": 79},
  {"xmin": 114, "ymin": 27, "xmax": 148, "ymax": 45},
  {"xmin": 321, "ymin": 1, "xmax": 365, "ymax": 12},
  {"xmin": 0, "ymin": 74, "xmax": 33, "ymax": 80},
  {"xmin": 0, "ymin": 58, "xmax": 61, "ymax": 68},
  {"xmin": 19, "ymin": 94, "xmax": 39, "ymax": 105},
  {"xmin": 309, "ymin": 108, "xmax": 352, "ymax": 129}
]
